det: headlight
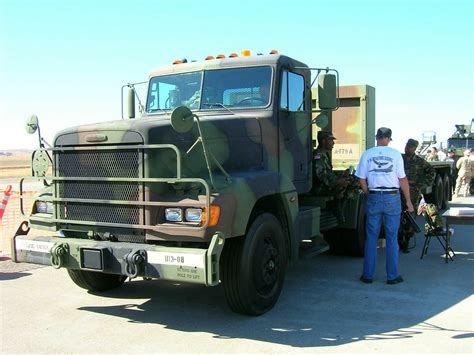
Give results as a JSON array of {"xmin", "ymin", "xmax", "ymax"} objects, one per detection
[
  {"xmin": 165, "ymin": 208, "xmax": 182, "ymax": 222},
  {"xmin": 36, "ymin": 201, "xmax": 53, "ymax": 214},
  {"xmin": 185, "ymin": 208, "xmax": 202, "ymax": 222}
]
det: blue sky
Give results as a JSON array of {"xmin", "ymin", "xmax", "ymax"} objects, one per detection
[{"xmin": 1, "ymin": 0, "xmax": 473, "ymax": 151}]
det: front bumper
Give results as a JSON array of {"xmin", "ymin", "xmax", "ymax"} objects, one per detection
[{"xmin": 12, "ymin": 229, "xmax": 225, "ymax": 286}]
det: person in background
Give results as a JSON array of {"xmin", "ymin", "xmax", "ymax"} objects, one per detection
[
  {"xmin": 437, "ymin": 149, "xmax": 447, "ymax": 161},
  {"xmin": 426, "ymin": 147, "xmax": 439, "ymax": 161},
  {"xmin": 398, "ymin": 139, "xmax": 436, "ymax": 253},
  {"xmin": 356, "ymin": 127, "xmax": 414, "ymax": 285},
  {"xmin": 445, "ymin": 149, "xmax": 456, "ymax": 162},
  {"xmin": 455, "ymin": 149, "xmax": 473, "ymax": 197}
]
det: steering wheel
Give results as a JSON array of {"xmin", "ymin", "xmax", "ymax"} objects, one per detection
[{"xmin": 236, "ymin": 97, "xmax": 266, "ymax": 106}]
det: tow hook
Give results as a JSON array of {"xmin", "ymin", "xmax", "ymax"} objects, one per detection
[
  {"xmin": 124, "ymin": 249, "xmax": 147, "ymax": 279},
  {"xmin": 50, "ymin": 243, "xmax": 69, "ymax": 269}
]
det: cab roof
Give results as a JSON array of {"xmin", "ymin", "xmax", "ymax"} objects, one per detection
[{"xmin": 148, "ymin": 54, "xmax": 308, "ymax": 78}]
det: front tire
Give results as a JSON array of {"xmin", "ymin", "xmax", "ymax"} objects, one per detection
[
  {"xmin": 67, "ymin": 269, "xmax": 127, "ymax": 292},
  {"xmin": 221, "ymin": 213, "xmax": 287, "ymax": 316}
]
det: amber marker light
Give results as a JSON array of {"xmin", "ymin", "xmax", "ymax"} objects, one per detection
[
  {"xmin": 269, "ymin": 49, "xmax": 279, "ymax": 54},
  {"xmin": 205, "ymin": 55, "xmax": 215, "ymax": 60},
  {"xmin": 216, "ymin": 54, "xmax": 225, "ymax": 59},
  {"xmin": 229, "ymin": 53, "xmax": 238, "ymax": 57},
  {"xmin": 173, "ymin": 60, "xmax": 183, "ymax": 64},
  {"xmin": 241, "ymin": 49, "xmax": 251, "ymax": 56},
  {"xmin": 202, "ymin": 205, "xmax": 221, "ymax": 227}
]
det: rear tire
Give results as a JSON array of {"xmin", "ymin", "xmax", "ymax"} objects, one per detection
[
  {"xmin": 67, "ymin": 269, "xmax": 127, "ymax": 291},
  {"xmin": 425, "ymin": 175, "xmax": 443, "ymax": 210},
  {"xmin": 324, "ymin": 229, "xmax": 346, "ymax": 254},
  {"xmin": 221, "ymin": 213, "xmax": 287, "ymax": 316},
  {"xmin": 442, "ymin": 175, "xmax": 450, "ymax": 209},
  {"xmin": 344, "ymin": 194, "xmax": 367, "ymax": 256}
]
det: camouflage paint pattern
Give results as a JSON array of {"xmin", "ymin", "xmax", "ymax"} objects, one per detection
[
  {"xmin": 13, "ymin": 54, "xmax": 368, "ymax": 293},
  {"xmin": 312, "ymin": 85, "xmax": 376, "ymax": 171}
]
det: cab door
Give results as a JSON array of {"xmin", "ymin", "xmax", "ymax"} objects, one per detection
[{"xmin": 278, "ymin": 70, "xmax": 312, "ymax": 193}]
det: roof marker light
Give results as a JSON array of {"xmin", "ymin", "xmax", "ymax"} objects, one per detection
[
  {"xmin": 241, "ymin": 49, "xmax": 251, "ymax": 57},
  {"xmin": 205, "ymin": 55, "xmax": 215, "ymax": 60},
  {"xmin": 269, "ymin": 49, "xmax": 279, "ymax": 54},
  {"xmin": 216, "ymin": 54, "xmax": 225, "ymax": 59},
  {"xmin": 173, "ymin": 60, "xmax": 183, "ymax": 65},
  {"xmin": 229, "ymin": 53, "xmax": 238, "ymax": 57}
]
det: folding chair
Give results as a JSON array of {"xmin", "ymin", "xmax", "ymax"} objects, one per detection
[{"xmin": 420, "ymin": 210, "xmax": 455, "ymax": 261}]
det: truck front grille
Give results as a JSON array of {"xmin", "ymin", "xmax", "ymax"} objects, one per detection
[
  {"xmin": 57, "ymin": 150, "xmax": 140, "ymax": 178},
  {"xmin": 55, "ymin": 149, "xmax": 143, "ymax": 226}
]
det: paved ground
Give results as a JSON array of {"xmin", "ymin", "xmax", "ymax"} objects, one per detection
[{"xmin": 1, "ymin": 197, "xmax": 473, "ymax": 354}]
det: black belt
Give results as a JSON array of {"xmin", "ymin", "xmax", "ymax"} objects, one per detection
[{"xmin": 369, "ymin": 190, "xmax": 399, "ymax": 195}]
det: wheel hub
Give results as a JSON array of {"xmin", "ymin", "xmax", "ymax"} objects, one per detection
[{"xmin": 260, "ymin": 245, "xmax": 278, "ymax": 285}]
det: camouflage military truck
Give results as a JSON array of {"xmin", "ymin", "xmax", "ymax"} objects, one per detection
[
  {"xmin": 447, "ymin": 119, "xmax": 474, "ymax": 195},
  {"xmin": 417, "ymin": 131, "xmax": 456, "ymax": 210},
  {"xmin": 447, "ymin": 119, "xmax": 474, "ymax": 157},
  {"xmin": 12, "ymin": 51, "xmax": 370, "ymax": 316}
]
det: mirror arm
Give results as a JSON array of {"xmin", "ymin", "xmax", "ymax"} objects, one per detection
[{"xmin": 194, "ymin": 116, "xmax": 216, "ymax": 190}]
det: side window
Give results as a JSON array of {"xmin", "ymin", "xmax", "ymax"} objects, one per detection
[{"xmin": 280, "ymin": 71, "xmax": 305, "ymax": 112}]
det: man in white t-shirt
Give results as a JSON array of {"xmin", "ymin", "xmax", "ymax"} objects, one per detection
[{"xmin": 356, "ymin": 127, "xmax": 414, "ymax": 285}]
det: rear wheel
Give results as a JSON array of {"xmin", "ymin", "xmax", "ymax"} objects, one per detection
[
  {"xmin": 344, "ymin": 194, "xmax": 367, "ymax": 256},
  {"xmin": 324, "ymin": 229, "xmax": 346, "ymax": 254},
  {"xmin": 442, "ymin": 175, "xmax": 450, "ymax": 209},
  {"xmin": 67, "ymin": 269, "xmax": 127, "ymax": 291},
  {"xmin": 425, "ymin": 175, "xmax": 443, "ymax": 210},
  {"xmin": 221, "ymin": 213, "xmax": 287, "ymax": 316}
]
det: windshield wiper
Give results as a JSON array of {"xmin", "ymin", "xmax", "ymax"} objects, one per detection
[{"xmin": 202, "ymin": 102, "xmax": 235, "ymax": 114}]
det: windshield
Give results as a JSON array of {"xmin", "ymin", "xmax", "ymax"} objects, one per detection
[
  {"xmin": 447, "ymin": 138, "xmax": 474, "ymax": 150},
  {"xmin": 146, "ymin": 66, "xmax": 272, "ymax": 112}
]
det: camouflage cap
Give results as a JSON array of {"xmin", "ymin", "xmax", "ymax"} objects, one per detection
[
  {"xmin": 376, "ymin": 127, "xmax": 392, "ymax": 140},
  {"xmin": 317, "ymin": 131, "xmax": 336, "ymax": 140},
  {"xmin": 406, "ymin": 138, "xmax": 419, "ymax": 148}
]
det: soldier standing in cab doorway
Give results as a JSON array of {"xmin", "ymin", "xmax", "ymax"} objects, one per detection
[{"xmin": 312, "ymin": 131, "xmax": 352, "ymax": 222}]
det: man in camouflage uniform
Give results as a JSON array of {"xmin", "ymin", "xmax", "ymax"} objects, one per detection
[
  {"xmin": 312, "ymin": 131, "xmax": 354, "ymax": 222},
  {"xmin": 398, "ymin": 138, "xmax": 436, "ymax": 252}
]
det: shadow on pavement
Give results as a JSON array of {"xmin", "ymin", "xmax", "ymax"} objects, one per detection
[
  {"xmin": 78, "ymin": 227, "xmax": 473, "ymax": 348},
  {"xmin": 0, "ymin": 271, "xmax": 32, "ymax": 281}
]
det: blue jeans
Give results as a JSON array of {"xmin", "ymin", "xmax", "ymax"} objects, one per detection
[{"xmin": 362, "ymin": 193, "xmax": 402, "ymax": 281}]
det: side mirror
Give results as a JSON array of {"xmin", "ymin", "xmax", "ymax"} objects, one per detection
[
  {"xmin": 315, "ymin": 113, "xmax": 329, "ymax": 128},
  {"xmin": 170, "ymin": 106, "xmax": 194, "ymax": 133},
  {"xmin": 128, "ymin": 88, "xmax": 135, "ymax": 119},
  {"xmin": 26, "ymin": 115, "xmax": 39, "ymax": 134},
  {"xmin": 318, "ymin": 74, "xmax": 337, "ymax": 110}
]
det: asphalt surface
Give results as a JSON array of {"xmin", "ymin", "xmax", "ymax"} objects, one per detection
[{"xmin": 1, "ymin": 197, "xmax": 473, "ymax": 354}]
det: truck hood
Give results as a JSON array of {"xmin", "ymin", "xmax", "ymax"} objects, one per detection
[
  {"xmin": 54, "ymin": 114, "xmax": 262, "ymax": 146},
  {"xmin": 54, "ymin": 113, "xmax": 264, "ymax": 174}
]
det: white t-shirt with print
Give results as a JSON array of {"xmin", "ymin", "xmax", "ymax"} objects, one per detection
[{"xmin": 356, "ymin": 145, "xmax": 406, "ymax": 189}]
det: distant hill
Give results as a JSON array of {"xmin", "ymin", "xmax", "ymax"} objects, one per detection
[{"xmin": 0, "ymin": 150, "xmax": 32, "ymax": 156}]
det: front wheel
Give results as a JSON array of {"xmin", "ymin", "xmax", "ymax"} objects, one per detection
[
  {"xmin": 221, "ymin": 213, "xmax": 287, "ymax": 316},
  {"xmin": 67, "ymin": 269, "xmax": 127, "ymax": 292}
]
